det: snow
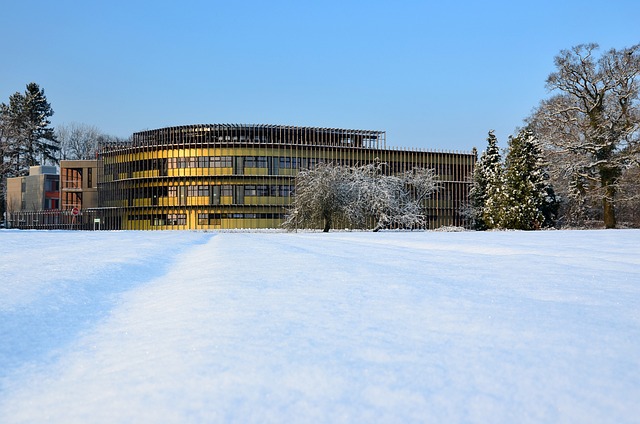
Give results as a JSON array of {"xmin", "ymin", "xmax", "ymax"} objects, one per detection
[{"xmin": 1, "ymin": 229, "xmax": 639, "ymax": 423}]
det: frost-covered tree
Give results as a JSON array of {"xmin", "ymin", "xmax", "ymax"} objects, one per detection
[
  {"xmin": 469, "ymin": 131, "xmax": 503, "ymax": 229},
  {"xmin": 283, "ymin": 162, "xmax": 356, "ymax": 232},
  {"xmin": 353, "ymin": 162, "xmax": 438, "ymax": 231},
  {"xmin": 529, "ymin": 43, "xmax": 640, "ymax": 228},
  {"xmin": 499, "ymin": 128, "xmax": 558, "ymax": 230},
  {"xmin": 283, "ymin": 162, "xmax": 438, "ymax": 232}
]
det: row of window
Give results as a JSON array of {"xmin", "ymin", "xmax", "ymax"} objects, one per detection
[
  {"xmin": 104, "ymin": 156, "xmax": 325, "ymax": 177},
  {"xmin": 197, "ymin": 212, "xmax": 285, "ymax": 224},
  {"xmin": 167, "ymin": 156, "xmax": 317, "ymax": 169},
  {"xmin": 129, "ymin": 213, "xmax": 286, "ymax": 226},
  {"xmin": 168, "ymin": 156, "xmax": 234, "ymax": 169},
  {"xmin": 165, "ymin": 184, "xmax": 295, "ymax": 198}
]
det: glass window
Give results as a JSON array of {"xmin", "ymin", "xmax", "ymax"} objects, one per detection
[
  {"xmin": 279, "ymin": 157, "xmax": 291, "ymax": 168},
  {"xmin": 167, "ymin": 214, "xmax": 187, "ymax": 225},
  {"xmin": 221, "ymin": 185, "xmax": 233, "ymax": 196},
  {"xmin": 211, "ymin": 156, "xmax": 233, "ymax": 167},
  {"xmin": 186, "ymin": 185, "xmax": 209, "ymax": 197},
  {"xmin": 256, "ymin": 156, "xmax": 268, "ymax": 168},
  {"xmin": 279, "ymin": 185, "xmax": 293, "ymax": 197},
  {"xmin": 256, "ymin": 185, "xmax": 269, "ymax": 196}
]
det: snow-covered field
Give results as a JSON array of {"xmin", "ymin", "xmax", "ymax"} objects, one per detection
[{"xmin": 1, "ymin": 229, "xmax": 639, "ymax": 423}]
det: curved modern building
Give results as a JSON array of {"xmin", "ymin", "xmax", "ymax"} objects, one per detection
[{"xmin": 96, "ymin": 124, "xmax": 475, "ymax": 230}]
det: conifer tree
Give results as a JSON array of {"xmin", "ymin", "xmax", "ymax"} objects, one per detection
[
  {"xmin": 469, "ymin": 131, "xmax": 503, "ymax": 229},
  {"xmin": 499, "ymin": 128, "xmax": 558, "ymax": 229},
  {"xmin": 3, "ymin": 83, "xmax": 58, "ymax": 175}
]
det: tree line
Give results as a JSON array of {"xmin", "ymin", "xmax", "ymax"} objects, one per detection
[
  {"xmin": 469, "ymin": 43, "xmax": 639, "ymax": 230},
  {"xmin": 3, "ymin": 43, "xmax": 639, "ymax": 229}
]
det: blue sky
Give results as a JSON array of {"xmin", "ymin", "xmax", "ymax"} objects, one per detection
[{"xmin": 1, "ymin": 0, "xmax": 638, "ymax": 151}]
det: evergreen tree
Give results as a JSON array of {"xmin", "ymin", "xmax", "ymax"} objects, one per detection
[
  {"xmin": 22, "ymin": 83, "xmax": 59, "ymax": 167},
  {"xmin": 467, "ymin": 147, "xmax": 485, "ymax": 229},
  {"xmin": 469, "ymin": 131, "xmax": 503, "ymax": 230},
  {"xmin": 1, "ymin": 83, "xmax": 58, "ymax": 219},
  {"xmin": 499, "ymin": 128, "xmax": 558, "ymax": 230},
  {"xmin": 3, "ymin": 83, "xmax": 58, "ymax": 174}
]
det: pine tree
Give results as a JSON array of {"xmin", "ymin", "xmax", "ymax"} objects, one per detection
[
  {"xmin": 499, "ymin": 128, "xmax": 558, "ymax": 229},
  {"xmin": 1, "ymin": 83, "xmax": 58, "ymax": 219},
  {"xmin": 3, "ymin": 83, "xmax": 58, "ymax": 175},
  {"xmin": 22, "ymin": 83, "xmax": 59, "ymax": 167},
  {"xmin": 469, "ymin": 131, "xmax": 503, "ymax": 230}
]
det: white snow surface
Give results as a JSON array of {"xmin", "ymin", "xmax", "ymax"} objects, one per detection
[{"xmin": 1, "ymin": 229, "xmax": 639, "ymax": 423}]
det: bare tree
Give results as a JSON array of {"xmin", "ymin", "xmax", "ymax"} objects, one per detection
[
  {"xmin": 529, "ymin": 43, "xmax": 640, "ymax": 228},
  {"xmin": 56, "ymin": 123, "xmax": 101, "ymax": 160}
]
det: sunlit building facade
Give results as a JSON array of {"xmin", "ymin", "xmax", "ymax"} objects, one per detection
[{"xmin": 96, "ymin": 124, "xmax": 475, "ymax": 230}]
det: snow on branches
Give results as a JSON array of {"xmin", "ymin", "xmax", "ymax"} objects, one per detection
[{"xmin": 283, "ymin": 161, "xmax": 439, "ymax": 232}]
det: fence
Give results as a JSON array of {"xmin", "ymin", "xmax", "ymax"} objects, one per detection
[{"xmin": 5, "ymin": 209, "xmax": 103, "ymax": 230}]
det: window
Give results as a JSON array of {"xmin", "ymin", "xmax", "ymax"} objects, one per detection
[
  {"xmin": 279, "ymin": 185, "xmax": 293, "ymax": 197},
  {"xmin": 256, "ymin": 185, "xmax": 269, "ymax": 196},
  {"xmin": 256, "ymin": 156, "xmax": 267, "ymax": 168},
  {"xmin": 245, "ymin": 156, "xmax": 268, "ymax": 168},
  {"xmin": 279, "ymin": 157, "xmax": 291, "ymax": 168},
  {"xmin": 168, "ymin": 187, "xmax": 177, "ymax": 197},
  {"xmin": 188, "ymin": 185, "xmax": 210, "ymax": 197},
  {"xmin": 221, "ymin": 185, "xmax": 233, "ymax": 196},
  {"xmin": 211, "ymin": 156, "xmax": 233, "ymax": 168},
  {"xmin": 198, "ymin": 213, "xmax": 209, "ymax": 225},
  {"xmin": 87, "ymin": 168, "xmax": 93, "ymax": 188},
  {"xmin": 45, "ymin": 178, "xmax": 59, "ymax": 192},
  {"xmin": 167, "ymin": 214, "xmax": 187, "ymax": 225},
  {"xmin": 244, "ymin": 185, "xmax": 257, "ymax": 196},
  {"xmin": 198, "ymin": 156, "xmax": 209, "ymax": 168}
]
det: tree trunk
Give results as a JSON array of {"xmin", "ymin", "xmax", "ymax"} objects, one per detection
[
  {"xmin": 323, "ymin": 216, "xmax": 331, "ymax": 232},
  {"xmin": 600, "ymin": 165, "xmax": 618, "ymax": 229},
  {"xmin": 603, "ymin": 186, "xmax": 617, "ymax": 229}
]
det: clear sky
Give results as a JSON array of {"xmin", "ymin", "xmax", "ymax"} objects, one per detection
[{"xmin": 1, "ymin": 0, "xmax": 638, "ymax": 152}]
